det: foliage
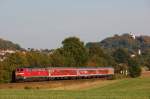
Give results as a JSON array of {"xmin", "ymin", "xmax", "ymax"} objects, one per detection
[
  {"xmin": 87, "ymin": 44, "xmax": 115, "ymax": 66},
  {"xmin": 128, "ymin": 58, "xmax": 141, "ymax": 78},
  {"xmin": 87, "ymin": 55, "xmax": 108, "ymax": 66},
  {"xmin": 86, "ymin": 33, "xmax": 150, "ymax": 53},
  {"xmin": 88, "ymin": 44, "xmax": 105, "ymax": 57},
  {"xmin": 0, "ymin": 63, "xmax": 4, "ymax": 82},
  {"xmin": 61, "ymin": 37, "xmax": 88, "ymax": 66},
  {"xmin": 24, "ymin": 86, "xmax": 32, "ymax": 90},
  {"xmin": 114, "ymin": 63, "xmax": 128, "ymax": 74},
  {"xmin": 0, "ymin": 52, "xmax": 29, "ymax": 82},
  {"xmin": 50, "ymin": 49, "xmax": 66, "ymax": 66},
  {"xmin": 1, "ymin": 35, "xmax": 148, "ymax": 82},
  {"xmin": 142, "ymin": 49, "xmax": 150, "ymax": 70},
  {"xmin": 0, "ymin": 51, "xmax": 51, "ymax": 82},
  {"xmin": 113, "ymin": 48, "xmax": 130, "ymax": 64},
  {"xmin": 26, "ymin": 52, "xmax": 51, "ymax": 67}
]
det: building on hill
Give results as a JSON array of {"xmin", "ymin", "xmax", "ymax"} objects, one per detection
[
  {"xmin": 138, "ymin": 49, "xmax": 141, "ymax": 55},
  {"xmin": 0, "ymin": 49, "xmax": 16, "ymax": 61},
  {"xmin": 129, "ymin": 32, "xmax": 136, "ymax": 39}
]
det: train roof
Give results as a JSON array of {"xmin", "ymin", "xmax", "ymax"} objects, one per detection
[{"xmin": 16, "ymin": 66, "xmax": 114, "ymax": 69}]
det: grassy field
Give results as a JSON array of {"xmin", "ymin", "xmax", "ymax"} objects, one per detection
[{"xmin": 0, "ymin": 76, "xmax": 150, "ymax": 99}]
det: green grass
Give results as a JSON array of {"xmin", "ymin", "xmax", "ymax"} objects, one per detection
[{"xmin": 0, "ymin": 77, "xmax": 150, "ymax": 99}]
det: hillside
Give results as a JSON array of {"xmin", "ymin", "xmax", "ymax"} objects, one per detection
[
  {"xmin": 86, "ymin": 33, "xmax": 150, "ymax": 52},
  {"xmin": 0, "ymin": 38, "xmax": 22, "ymax": 50}
]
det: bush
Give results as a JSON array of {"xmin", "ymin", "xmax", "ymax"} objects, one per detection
[
  {"xmin": 128, "ymin": 59, "xmax": 141, "ymax": 78},
  {"xmin": 24, "ymin": 86, "xmax": 32, "ymax": 90},
  {"xmin": 36, "ymin": 87, "xmax": 40, "ymax": 89},
  {"xmin": 112, "ymin": 74, "xmax": 127, "ymax": 80}
]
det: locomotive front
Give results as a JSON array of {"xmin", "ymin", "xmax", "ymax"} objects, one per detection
[{"xmin": 15, "ymin": 68, "xmax": 26, "ymax": 81}]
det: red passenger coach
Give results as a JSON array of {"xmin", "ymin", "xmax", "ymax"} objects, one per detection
[
  {"xmin": 50, "ymin": 68, "xmax": 78, "ymax": 77},
  {"xmin": 15, "ymin": 67, "xmax": 114, "ymax": 82}
]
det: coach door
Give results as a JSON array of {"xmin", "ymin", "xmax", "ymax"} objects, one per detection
[{"xmin": 48, "ymin": 69, "xmax": 51, "ymax": 77}]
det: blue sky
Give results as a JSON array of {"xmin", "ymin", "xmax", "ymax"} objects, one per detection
[{"xmin": 0, "ymin": 0, "xmax": 150, "ymax": 49}]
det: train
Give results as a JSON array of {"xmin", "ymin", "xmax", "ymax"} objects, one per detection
[{"xmin": 14, "ymin": 67, "xmax": 114, "ymax": 82}]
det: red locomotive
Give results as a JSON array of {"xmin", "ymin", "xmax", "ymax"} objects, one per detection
[{"xmin": 15, "ymin": 67, "xmax": 114, "ymax": 82}]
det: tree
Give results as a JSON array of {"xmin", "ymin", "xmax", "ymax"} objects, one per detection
[
  {"xmin": 62, "ymin": 37, "xmax": 88, "ymax": 66},
  {"xmin": 112, "ymin": 48, "xmax": 130, "ymax": 74},
  {"xmin": 0, "ymin": 62, "xmax": 4, "ymax": 82},
  {"xmin": 0, "ymin": 52, "xmax": 29, "ymax": 82},
  {"xmin": 113, "ymin": 48, "xmax": 130, "ymax": 64},
  {"xmin": 26, "ymin": 52, "xmax": 50, "ymax": 67},
  {"xmin": 8, "ymin": 52, "xmax": 28, "ymax": 64},
  {"xmin": 128, "ymin": 58, "xmax": 141, "ymax": 78},
  {"xmin": 87, "ymin": 55, "xmax": 108, "ymax": 66},
  {"xmin": 87, "ymin": 44, "xmax": 115, "ymax": 66},
  {"xmin": 88, "ymin": 44, "xmax": 105, "ymax": 57},
  {"xmin": 142, "ymin": 50, "xmax": 150, "ymax": 70},
  {"xmin": 50, "ymin": 49, "xmax": 66, "ymax": 67}
]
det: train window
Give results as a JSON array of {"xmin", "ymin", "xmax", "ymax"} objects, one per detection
[
  {"xmin": 28, "ymin": 69, "xmax": 32, "ymax": 72},
  {"xmin": 17, "ymin": 69, "xmax": 19, "ymax": 71},
  {"xmin": 20, "ymin": 69, "xmax": 23, "ymax": 71}
]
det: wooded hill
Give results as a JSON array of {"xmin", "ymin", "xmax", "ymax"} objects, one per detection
[
  {"xmin": 0, "ymin": 34, "xmax": 150, "ymax": 83},
  {"xmin": 86, "ymin": 33, "xmax": 150, "ymax": 53},
  {"xmin": 0, "ymin": 38, "xmax": 22, "ymax": 50}
]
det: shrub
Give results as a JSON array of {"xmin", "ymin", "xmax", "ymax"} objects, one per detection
[
  {"xmin": 112, "ymin": 74, "xmax": 127, "ymax": 80},
  {"xmin": 24, "ymin": 86, "xmax": 32, "ymax": 90},
  {"xmin": 36, "ymin": 87, "xmax": 40, "ymax": 89},
  {"xmin": 128, "ymin": 59, "xmax": 141, "ymax": 78}
]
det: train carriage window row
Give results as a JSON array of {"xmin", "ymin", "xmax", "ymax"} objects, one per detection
[{"xmin": 14, "ymin": 67, "xmax": 114, "ymax": 82}]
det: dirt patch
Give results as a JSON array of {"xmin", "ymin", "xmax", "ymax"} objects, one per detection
[
  {"xmin": 141, "ymin": 71, "xmax": 150, "ymax": 78},
  {"xmin": 0, "ymin": 79, "xmax": 117, "ymax": 90},
  {"xmin": 52, "ymin": 80, "xmax": 117, "ymax": 90}
]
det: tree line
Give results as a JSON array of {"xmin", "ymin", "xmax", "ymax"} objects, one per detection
[{"xmin": 0, "ymin": 36, "xmax": 150, "ymax": 83}]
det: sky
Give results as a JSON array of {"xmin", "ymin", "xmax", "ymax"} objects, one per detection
[{"xmin": 0, "ymin": 0, "xmax": 150, "ymax": 49}]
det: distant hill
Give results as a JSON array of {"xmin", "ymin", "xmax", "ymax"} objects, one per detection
[
  {"xmin": 86, "ymin": 33, "xmax": 150, "ymax": 52},
  {"xmin": 0, "ymin": 38, "xmax": 22, "ymax": 50}
]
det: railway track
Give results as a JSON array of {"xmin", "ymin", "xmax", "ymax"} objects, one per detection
[{"xmin": 0, "ymin": 78, "xmax": 114, "ymax": 90}]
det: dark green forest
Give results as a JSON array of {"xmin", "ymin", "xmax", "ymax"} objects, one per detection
[{"xmin": 0, "ymin": 33, "xmax": 150, "ymax": 83}]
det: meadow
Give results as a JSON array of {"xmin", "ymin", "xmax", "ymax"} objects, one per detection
[{"xmin": 0, "ymin": 76, "xmax": 150, "ymax": 99}]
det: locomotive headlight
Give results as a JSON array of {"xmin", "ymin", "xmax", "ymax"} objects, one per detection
[{"xmin": 16, "ymin": 72, "xmax": 24, "ymax": 76}]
